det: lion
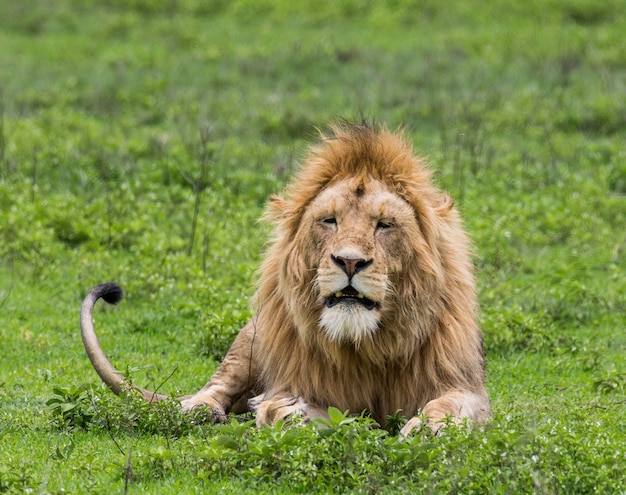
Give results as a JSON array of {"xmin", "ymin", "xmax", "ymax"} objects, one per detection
[{"xmin": 80, "ymin": 121, "xmax": 491, "ymax": 436}]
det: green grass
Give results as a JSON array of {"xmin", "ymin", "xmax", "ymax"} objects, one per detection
[{"xmin": 1, "ymin": 0, "xmax": 626, "ymax": 493}]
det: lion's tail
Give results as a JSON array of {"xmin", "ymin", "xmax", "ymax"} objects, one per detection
[{"xmin": 80, "ymin": 282, "xmax": 169, "ymax": 403}]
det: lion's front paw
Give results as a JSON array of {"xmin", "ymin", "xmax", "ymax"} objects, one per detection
[
  {"xmin": 400, "ymin": 400, "xmax": 465, "ymax": 438},
  {"xmin": 399, "ymin": 415, "xmax": 447, "ymax": 438},
  {"xmin": 179, "ymin": 394, "xmax": 227, "ymax": 422},
  {"xmin": 253, "ymin": 395, "xmax": 328, "ymax": 427}
]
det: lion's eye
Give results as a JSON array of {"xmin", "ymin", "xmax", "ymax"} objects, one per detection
[
  {"xmin": 322, "ymin": 217, "xmax": 337, "ymax": 225},
  {"xmin": 376, "ymin": 220, "xmax": 394, "ymax": 230}
]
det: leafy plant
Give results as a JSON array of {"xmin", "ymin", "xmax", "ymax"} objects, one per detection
[
  {"xmin": 46, "ymin": 384, "xmax": 96, "ymax": 430},
  {"xmin": 594, "ymin": 370, "xmax": 626, "ymax": 395}
]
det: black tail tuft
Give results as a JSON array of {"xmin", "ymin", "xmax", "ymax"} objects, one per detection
[{"xmin": 93, "ymin": 282, "xmax": 123, "ymax": 305}]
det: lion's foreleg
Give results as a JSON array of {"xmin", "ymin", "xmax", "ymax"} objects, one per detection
[
  {"xmin": 180, "ymin": 319, "xmax": 260, "ymax": 420},
  {"xmin": 400, "ymin": 389, "xmax": 491, "ymax": 437}
]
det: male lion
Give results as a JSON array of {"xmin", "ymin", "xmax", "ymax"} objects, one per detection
[{"xmin": 81, "ymin": 122, "xmax": 491, "ymax": 435}]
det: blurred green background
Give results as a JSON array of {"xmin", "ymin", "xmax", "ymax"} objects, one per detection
[{"xmin": 1, "ymin": 1, "xmax": 625, "ymax": 493}]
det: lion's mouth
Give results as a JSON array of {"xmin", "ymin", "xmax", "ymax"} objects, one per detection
[{"xmin": 325, "ymin": 286, "xmax": 378, "ymax": 311}]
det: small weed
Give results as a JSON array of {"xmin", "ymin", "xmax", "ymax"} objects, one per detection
[
  {"xmin": 594, "ymin": 370, "xmax": 626, "ymax": 395},
  {"xmin": 608, "ymin": 162, "xmax": 626, "ymax": 195},
  {"xmin": 563, "ymin": 0, "xmax": 616, "ymax": 25},
  {"xmin": 196, "ymin": 305, "xmax": 250, "ymax": 361},
  {"xmin": 0, "ymin": 465, "xmax": 34, "ymax": 494},
  {"xmin": 47, "ymin": 384, "xmax": 96, "ymax": 430}
]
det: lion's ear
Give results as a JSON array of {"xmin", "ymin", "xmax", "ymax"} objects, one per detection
[
  {"xmin": 435, "ymin": 194, "xmax": 454, "ymax": 216},
  {"xmin": 269, "ymin": 194, "xmax": 288, "ymax": 209},
  {"xmin": 265, "ymin": 195, "xmax": 290, "ymax": 221}
]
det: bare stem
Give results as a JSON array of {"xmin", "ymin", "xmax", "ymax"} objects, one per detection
[
  {"xmin": 182, "ymin": 125, "xmax": 213, "ymax": 257},
  {"xmin": 0, "ymin": 86, "xmax": 5, "ymax": 175}
]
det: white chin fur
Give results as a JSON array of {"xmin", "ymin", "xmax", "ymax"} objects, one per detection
[{"xmin": 320, "ymin": 305, "xmax": 380, "ymax": 344}]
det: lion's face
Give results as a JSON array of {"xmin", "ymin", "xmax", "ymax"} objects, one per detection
[{"xmin": 298, "ymin": 177, "xmax": 421, "ymax": 344}]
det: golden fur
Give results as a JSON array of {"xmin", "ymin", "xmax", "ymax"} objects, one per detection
[{"xmin": 179, "ymin": 122, "xmax": 491, "ymax": 434}]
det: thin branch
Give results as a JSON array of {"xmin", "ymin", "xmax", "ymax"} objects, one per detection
[
  {"xmin": 180, "ymin": 124, "xmax": 213, "ymax": 257},
  {"xmin": 89, "ymin": 394, "xmax": 125, "ymax": 456},
  {"xmin": 0, "ymin": 256, "xmax": 15, "ymax": 309},
  {"xmin": 0, "ymin": 86, "xmax": 5, "ymax": 172},
  {"xmin": 124, "ymin": 447, "xmax": 134, "ymax": 494},
  {"xmin": 149, "ymin": 365, "xmax": 180, "ymax": 404}
]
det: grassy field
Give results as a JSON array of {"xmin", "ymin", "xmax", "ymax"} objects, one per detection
[{"xmin": 1, "ymin": 0, "xmax": 626, "ymax": 493}]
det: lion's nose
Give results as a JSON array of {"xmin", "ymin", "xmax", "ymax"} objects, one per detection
[{"xmin": 331, "ymin": 255, "xmax": 373, "ymax": 278}]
